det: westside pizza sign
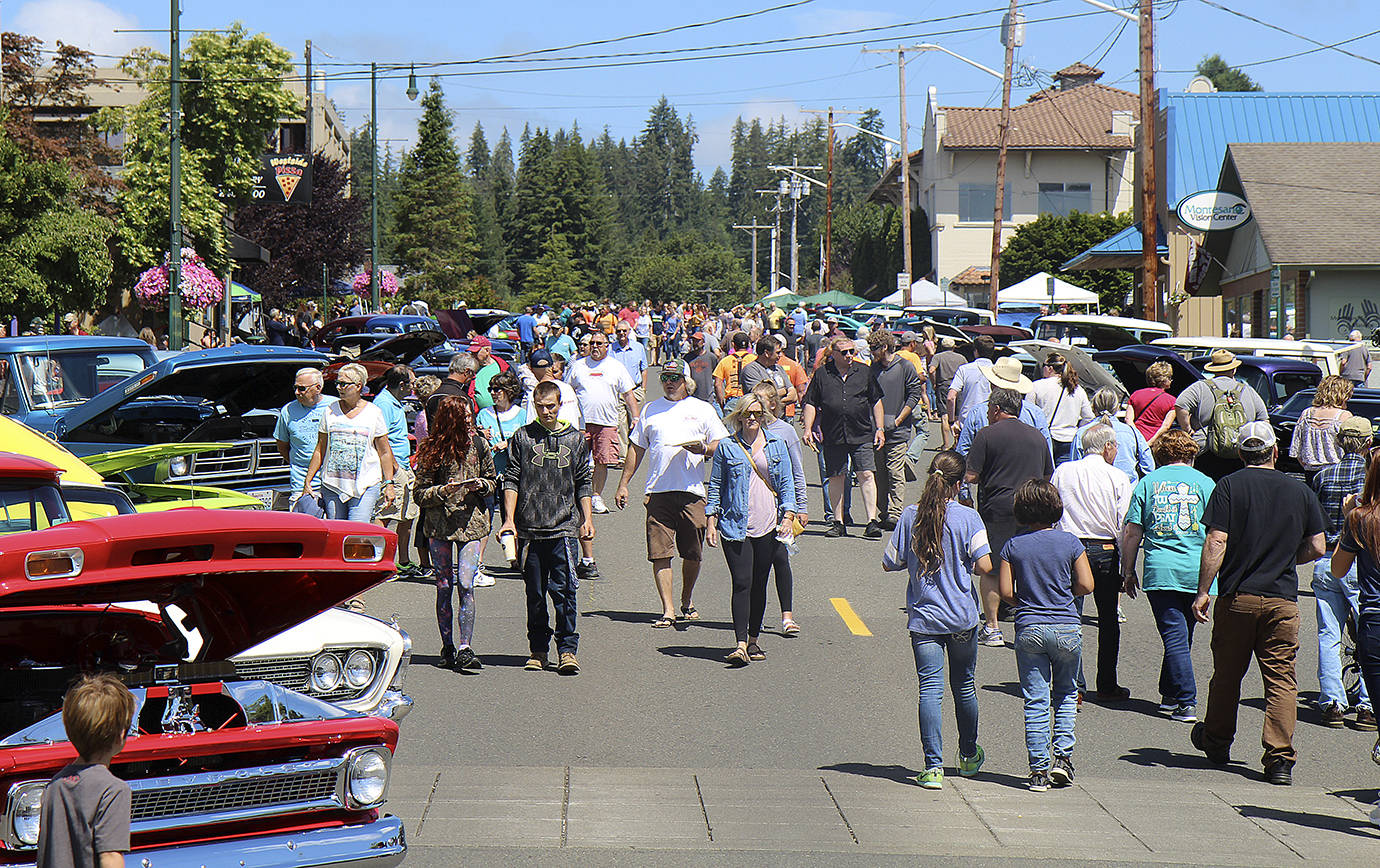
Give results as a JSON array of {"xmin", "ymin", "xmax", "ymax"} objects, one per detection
[{"xmin": 245, "ymin": 154, "xmax": 312, "ymax": 205}]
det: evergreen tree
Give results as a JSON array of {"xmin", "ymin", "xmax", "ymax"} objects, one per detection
[
  {"xmin": 465, "ymin": 121, "xmax": 489, "ymax": 179},
  {"xmin": 390, "ymin": 79, "xmax": 478, "ymax": 299},
  {"xmin": 632, "ymin": 98, "xmax": 698, "ymax": 238},
  {"xmin": 1196, "ymin": 54, "xmax": 1263, "ymax": 92}
]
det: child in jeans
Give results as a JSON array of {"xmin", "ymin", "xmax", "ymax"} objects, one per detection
[
  {"xmin": 39, "ymin": 673, "xmax": 136, "ymax": 868},
  {"xmin": 999, "ymin": 479, "xmax": 1094, "ymax": 792}
]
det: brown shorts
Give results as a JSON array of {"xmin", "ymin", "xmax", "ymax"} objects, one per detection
[
  {"xmin": 585, "ymin": 423, "xmax": 621, "ymax": 465},
  {"xmin": 645, "ymin": 491, "xmax": 707, "ymax": 562}
]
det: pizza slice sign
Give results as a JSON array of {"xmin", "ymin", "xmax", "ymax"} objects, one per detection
[{"xmin": 268, "ymin": 155, "xmax": 310, "ymax": 203}]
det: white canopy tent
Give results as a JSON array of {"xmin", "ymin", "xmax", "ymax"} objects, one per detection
[
  {"xmin": 877, "ymin": 279, "xmax": 965, "ymax": 306},
  {"xmin": 762, "ymin": 286, "xmax": 794, "ymax": 299},
  {"xmin": 997, "ymin": 272, "xmax": 1099, "ymax": 307}
]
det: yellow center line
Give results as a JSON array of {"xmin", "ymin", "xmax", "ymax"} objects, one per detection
[{"xmin": 830, "ymin": 597, "xmax": 872, "ymax": 636}]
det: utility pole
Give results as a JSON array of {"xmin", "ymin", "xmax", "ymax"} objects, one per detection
[
  {"xmin": 370, "ymin": 62, "xmax": 379, "ymax": 312},
  {"xmin": 767, "ymin": 161, "xmax": 824, "ymax": 295},
  {"xmin": 803, "ymin": 107, "xmax": 863, "ymax": 296},
  {"xmin": 305, "ymin": 40, "xmax": 313, "ymax": 155},
  {"xmin": 168, "ymin": 0, "xmax": 183, "ymax": 348},
  {"xmin": 862, "ymin": 47, "xmax": 917, "ymax": 305},
  {"xmin": 757, "ymin": 187, "xmax": 784, "ymax": 293},
  {"xmin": 1139, "ymin": 0, "xmax": 1159, "ymax": 320},
  {"xmin": 991, "ymin": 0, "xmax": 1020, "ymax": 315},
  {"xmin": 732, "ymin": 222, "xmax": 770, "ymax": 298}
]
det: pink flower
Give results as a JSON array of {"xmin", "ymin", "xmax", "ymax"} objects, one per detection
[
  {"xmin": 353, "ymin": 270, "xmax": 399, "ymax": 297},
  {"xmin": 134, "ymin": 248, "xmax": 225, "ymax": 309}
]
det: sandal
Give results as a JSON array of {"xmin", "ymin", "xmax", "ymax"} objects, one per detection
[
  {"xmin": 651, "ymin": 615, "xmax": 677, "ymax": 629},
  {"xmin": 781, "ymin": 619, "xmax": 800, "ymax": 637},
  {"xmin": 746, "ymin": 643, "xmax": 766, "ymax": 661},
  {"xmin": 726, "ymin": 648, "xmax": 750, "ymax": 667},
  {"xmin": 680, "ymin": 604, "xmax": 700, "ymax": 621}
]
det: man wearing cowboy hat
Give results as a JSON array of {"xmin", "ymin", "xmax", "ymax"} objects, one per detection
[
  {"xmin": 1173, "ymin": 349, "xmax": 1269, "ymax": 481},
  {"xmin": 954, "ymin": 357, "xmax": 1053, "ymax": 458}
]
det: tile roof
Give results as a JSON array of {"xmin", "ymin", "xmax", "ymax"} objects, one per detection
[
  {"xmin": 950, "ymin": 266, "xmax": 991, "ymax": 286},
  {"xmin": 1055, "ymin": 62, "xmax": 1104, "ymax": 79},
  {"xmin": 1162, "ymin": 91, "xmax": 1380, "ymax": 205},
  {"xmin": 1220, "ymin": 142, "xmax": 1380, "ymax": 267},
  {"xmin": 942, "ymin": 83, "xmax": 1137, "ymax": 150}
]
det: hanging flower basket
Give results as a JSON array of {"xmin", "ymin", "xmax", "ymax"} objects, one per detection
[
  {"xmin": 352, "ymin": 270, "xmax": 400, "ymax": 298},
  {"xmin": 134, "ymin": 248, "xmax": 225, "ymax": 310}
]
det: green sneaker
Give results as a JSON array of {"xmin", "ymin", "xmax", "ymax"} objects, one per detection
[
  {"xmin": 916, "ymin": 768, "xmax": 944, "ymax": 790},
  {"xmin": 957, "ymin": 744, "xmax": 985, "ymax": 777}
]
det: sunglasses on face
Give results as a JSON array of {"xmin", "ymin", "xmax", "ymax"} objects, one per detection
[
  {"xmin": 338, "ymin": 380, "xmax": 362, "ymax": 388},
  {"xmin": 836, "ymin": 349, "xmax": 855, "ymax": 356},
  {"xmin": 743, "ymin": 410, "xmax": 769, "ymax": 420},
  {"xmin": 487, "ymin": 386, "xmax": 505, "ymax": 394},
  {"xmin": 293, "ymin": 384, "xmax": 316, "ymax": 393},
  {"xmin": 590, "ymin": 340, "xmax": 608, "ymax": 346}
]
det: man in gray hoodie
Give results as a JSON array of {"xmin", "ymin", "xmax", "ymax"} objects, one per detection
[{"xmin": 868, "ymin": 329, "xmax": 923, "ymax": 531}]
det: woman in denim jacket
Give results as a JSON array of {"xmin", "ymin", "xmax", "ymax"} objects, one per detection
[{"xmin": 707, "ymin": 393, "xmax": 799, "ymax": 666}]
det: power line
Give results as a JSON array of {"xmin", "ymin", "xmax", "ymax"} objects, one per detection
[
  {"xmin": 1161, "ymin": 28, "xmax": 1380, "ymax": 73},
  {"xmin": 1193, "ymin": 0, "xmax": 1380, "ymax": 68}
]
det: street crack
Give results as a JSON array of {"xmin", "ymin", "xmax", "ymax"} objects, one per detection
[
  {"xmin": 1211, "ymin": 790, "xmax": 1305, "ymax": 860},
  {"xmin": 415, "ymin": 772, "xmax": 441, "ymax": 835},
  {"xmin": 694, "ymin": 773, "xmax": 714, "ymax": 842},
  {"xmin": 561, "ymin": 766, "xmax": 570, "ymax": 847},
  {"xmin": 821, "ymin": 777, "xmax": 859, "ymax": 844}
]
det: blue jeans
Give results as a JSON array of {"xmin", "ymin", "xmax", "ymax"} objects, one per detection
[
  {"xmin": 911, "ymin": 628, "xmax": 979, "ymax": 771},
  {"xmin": 1313, "ymin": 558, "xmax": 1371, "ymax": 710},
  {"xmin": 1015, "ymin": 623, "xmax": 1082, "ymax": 773},
  {"xmin": 1147, "ymin": 590, "xmax": 1198, "ymax": 707},
  {"xmin": 522, "ymin": 536, "xmax": 580, "ymax": 656},
  {"xmin": 322, "ymin": 483, "xmax": 381, "ymax": 522}
]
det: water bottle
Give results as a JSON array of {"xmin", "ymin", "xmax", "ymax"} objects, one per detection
[{"xmin": 776, "ymin": 528, "xmax": 800, "ymax": 556}]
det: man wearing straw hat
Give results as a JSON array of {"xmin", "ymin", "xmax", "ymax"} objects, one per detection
[{"xmin": 1173, "ymin": 349, "xmax": 1269, "ymax": 481}]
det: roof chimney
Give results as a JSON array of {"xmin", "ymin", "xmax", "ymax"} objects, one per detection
[{"xmin": 1054, "ymin": 62, "xmax": 1104, "ymax": 91}]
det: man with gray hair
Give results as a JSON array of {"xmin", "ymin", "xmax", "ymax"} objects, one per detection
[
  {"xmin": 273, "ymin": 366, "xmax": 336, "ymax": 514},
  {"xmin": 1052, "ymin": 423, "xmax": 1134, "ymax": 700},
  {"xmin": 427, "ymin": 351, "xmax": 478, "ymax": 428},
  {"xmin": 1342, "ymin": 330, "xmax": 1372, "ymax": 385}
]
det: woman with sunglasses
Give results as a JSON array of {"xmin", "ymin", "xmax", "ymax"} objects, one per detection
[
  {"xmin": 475, "ymin": 371, "xmax": 525, "ymax": 587},
  {"xmin": 300, "ymin": 362, "xmax": 396, "ymax": 521},
  {"xmin": 706, "ymin": 394, "xmax": 799, "ymax": 666}
]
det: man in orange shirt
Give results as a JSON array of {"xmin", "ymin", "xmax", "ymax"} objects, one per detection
[
  {"xmin": 772, "ymin": 334, "xmax": 808, "ymax": 418},
  {"xmin": 896, "ymin": 330, "xmax": 930, "ymax": 416},
  {"xmin": 596, "ymin": 306, "xmax": 618, "ymax": 336},
  {"xmin": 712, "ymin": 331, "xmax": 756, "ymax": 411}
]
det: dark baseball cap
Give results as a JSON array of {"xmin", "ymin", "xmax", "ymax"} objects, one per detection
[{"xmin": 528, "ymin": 348, "xmax": 553, "ymax": 368}]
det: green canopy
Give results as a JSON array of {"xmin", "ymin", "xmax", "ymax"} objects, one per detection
[
  {"xmin": 230, "ymin": 281, "xmax": 261, "ymax": 302},
  {"xmin": 759, "ymin": 291, "xmax": 805, "ymax": 306},
  {"xmin": 801, "ymin": 289, "xmax": 870, "ymax": 308}
]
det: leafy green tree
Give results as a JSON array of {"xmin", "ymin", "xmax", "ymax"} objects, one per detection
[
  {"xmin": 390, "ymin": 78, "xmax": 478, "ymax": 297},
  {"xmin": 521, "ymin": 233, "xmax": 593, "ymax": 307},
  {"xmin": 100, "ymin": 23, "xmax": 296, "ymax": 277},
  {"xmin": 998, "ymin": 211, "xmax": 1134, "ymax": 308},
  {"xmin": 622, "ymin": 232, "xmax": 746, "ymax": 305},
  {"xmin": 465, "ymin": 122, "xmax": 490, "ymax": 179},
  {"xmin": 0, "ymin": 123, "xmax": 115, "ymax": 319},
  {"xmin": 1196, "ymin": 54, "xmax": 1263, "ymax": 92}
]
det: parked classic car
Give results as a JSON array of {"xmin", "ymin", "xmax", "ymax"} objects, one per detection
[
  {"xmin": 1270, "ymin": 386, "xmax": 1380, "ymax": 474},
  {"xmin": 49, "ymin": 345, "xmax": 329, "ymax": 505},
  {"xmin": 0, "ymin": 476, "xmax": 406, "ymax": 866},
  {"xmin": 0, "ymin": 451, "xmax": 412, "ymax": 721},
  {"xmin": 0, "ymin": 336, "xmax": 156, "ymax": 434},
  {"xmin": 1094, "ymin": 345, "xmax": 1321, "ymax": 413}
]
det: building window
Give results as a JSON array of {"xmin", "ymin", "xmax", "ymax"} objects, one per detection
[
  {"xmin": 1038, "ymin": 182, "xmax": 1092, "ymax": 216},
  {"xmin": 958, "ymin": 183, "xmax": 1011, "ymax": 223}
]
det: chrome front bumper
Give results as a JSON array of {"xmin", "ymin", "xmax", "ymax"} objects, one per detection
[
  {"xmin": 374, "ymin": 689, "xmax": 413, "ymax": 722},
  {"xmin": 16, "ymin": 815, "xmax": 406, "ymax": 868}
]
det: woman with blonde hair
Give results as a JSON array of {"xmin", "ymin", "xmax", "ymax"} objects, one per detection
[
  {"xmin": 300, "ymin": 362, "xmax": 396, "ymax": 521},
  {"xmin": 1126, "ymin": 360, "xmax": 1177, "ymax": 446},
  {"xmin": 1290, "ymin": 375, "xmax": 1354, "ymax": 476},
  {"xmin": 1030, "ymin": 352, "xmax": 1093, "ymax": 464}
]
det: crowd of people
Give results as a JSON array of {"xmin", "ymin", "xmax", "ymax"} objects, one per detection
[{"xmin": 263, "ymin": 296, "xmax": 1378, "ymax": 813}]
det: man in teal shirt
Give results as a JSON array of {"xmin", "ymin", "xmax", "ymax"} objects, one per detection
[
  {"xmin": 545, "ymin": 320, "xmax": 578, "ymax": 364},
  {"xmin": 469, "ymin": 336, "xmax": 510, "ymax": 411},
  {"xmin": 374, "ymin": 364, "xmax": 422, "ymax": 573},
  {"xmin": 272, "ymin": 366, "xmax": 337, "ymax": 515}
]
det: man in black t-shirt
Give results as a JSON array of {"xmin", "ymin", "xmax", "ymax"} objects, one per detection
[
  {"xmin": 1191, "ymin": 422, "xmax": 1326, "ymax": 785},
  {"xmin": 965, "ymin": 387, "xmax": 1054, "ymax": 646},
  {"xmin": 802, "ymin": 337, "xmax": 884, "ymax": 539}
]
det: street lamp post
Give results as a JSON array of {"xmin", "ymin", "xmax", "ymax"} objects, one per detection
[{"xmin": 169, "ymin": 0, "xmax": 183, "ymax": 347}]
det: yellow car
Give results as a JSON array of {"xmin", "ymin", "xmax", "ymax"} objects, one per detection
[{"xmin": 1, "ymin": 416, "xmax": 264, "ymax": 518}]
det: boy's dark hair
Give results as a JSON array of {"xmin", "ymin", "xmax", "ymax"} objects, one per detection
[
  {"xmin": 532, "ymin": 380, "xmax": 562, "ymax": 402},
  {"xmin": 1013, "ymin": 478, "xmax": 1063, "ymax": 527},
  {"xmin": 63, "ymin": 674, "xmax": 135, "ymax": 759}
]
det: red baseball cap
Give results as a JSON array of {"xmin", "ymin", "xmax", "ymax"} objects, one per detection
[{"xmin": 469, "ymin": 336, "xmax": 491, "ymax": 349}]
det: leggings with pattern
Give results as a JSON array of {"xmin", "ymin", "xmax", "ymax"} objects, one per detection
[{"xmin": 430, "ymin": 538, "xmax": 483, "ymax": 650}]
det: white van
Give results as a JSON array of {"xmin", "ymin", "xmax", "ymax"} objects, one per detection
[
  {"xmin": 1149, "ymin": 336, "xmax": 1366, "ymax": 378},
  {"xmin": 1031, "ymin": 314, "xmax": 1173, "ymax": 350},
  {"xmin": 904, "ymin": 306, "xmax": 996, "ymax": 326}
]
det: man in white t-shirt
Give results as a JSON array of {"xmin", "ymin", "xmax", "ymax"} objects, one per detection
[
  {"xmin": 567, "ymin": 333, "xmax": 639, "ymax": 513},
  {"xmin": 615, "ymin": 361, "xmax": 729, "ymax": 627}
]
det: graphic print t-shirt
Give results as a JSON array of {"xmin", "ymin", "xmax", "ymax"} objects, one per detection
[
  {"xmin": 1125, "ymin": 464, "xmax": 1215, "ymax": 593},
  {"xmin": 319, "ymin": 401, "xmax": 388, "ymax": 498}
]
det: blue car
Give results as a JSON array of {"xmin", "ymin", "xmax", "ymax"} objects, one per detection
[
  {"xmin": 0, "ymin": 336, "xmax": 157, "ymax": 434},
  {"xmin": 317, "ymin": 314, "xmax": 516, "ymax": 361}
]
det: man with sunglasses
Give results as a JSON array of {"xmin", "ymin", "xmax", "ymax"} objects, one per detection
[
  {"xmin": 615, "ymin": 361, "xmax": 729, "ymax": 627},
  {"xmin": 802, "ymin": 337, "xmax": 885, "ymax": 538},
  {"xmin": 567, "ymin": 332, "xmax": 639, "ymax": 516},
  {"xmin": 273, "ymin": 367, "xmax": 337, "ymax": 515}
]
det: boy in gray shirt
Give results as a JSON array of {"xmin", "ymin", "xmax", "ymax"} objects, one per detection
[{"xmin": 39, "ymin": 674, "xmax": 136, "ymax": 868}]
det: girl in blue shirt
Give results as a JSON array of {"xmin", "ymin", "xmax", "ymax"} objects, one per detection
[{"xmin": 882, "ymin": 451, "xmax": 992, "ymax": 789}]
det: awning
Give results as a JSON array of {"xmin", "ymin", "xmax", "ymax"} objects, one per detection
[
  {"xmin": 1061, "ymin": 222, "xmax": 1168, "ymax": 271},
  {"xmin": 229, "ymin": 281, "xmax": 261, "ymax": 302},
  {"xmin": 998, "ymin": 272, "xmax": 1098, "ymax": 305}
]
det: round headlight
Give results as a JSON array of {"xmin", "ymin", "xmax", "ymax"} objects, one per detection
[
  {"xmin": 344, "ymin": 650, "xmax": 376, "ymax": 689},
  {"xmin": 168, "ymin": 456, "xmax": 190, "ymax": 477},
  {"xmin": 310, "ymin": 653, "xmax": 342, "ymax": 692},
  {"xmin": 347, "ymin": 749, "xmax": 389, "ymax": 807},
  {"xmin": 10, "ymin": 782, "xmax": 43, "ymax": 846}
]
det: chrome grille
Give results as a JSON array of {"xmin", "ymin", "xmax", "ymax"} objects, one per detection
[
  {"xmin": 132, "ymin": 768, "xmax": 338, "ymax": 821},
  {"xmin": 230, "ymin": 651, "xmax": 378, "ymax": 701},
  {"xmin": 184, "ymin": 439, "xmax": 291, "ymax": 489}
]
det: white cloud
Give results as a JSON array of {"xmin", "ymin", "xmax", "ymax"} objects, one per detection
[{"xmin": 12, "ymin": 0, "xmax": 145, "ymax": 57}]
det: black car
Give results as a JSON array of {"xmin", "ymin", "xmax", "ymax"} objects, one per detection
[{"xmin": 1270, "ymin": 387, "xmax": 1380, "ymax": 474}]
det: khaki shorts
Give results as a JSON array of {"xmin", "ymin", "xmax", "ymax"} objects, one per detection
[
  {"xmin": 645, "ymin": 491, "xmax": 707, "ymax": 562},
  {"xmin": 585, "ymin": 424, "xmax": 621, "ymax": 465},
  {"xmin": 373, "ymin": 463, "xmax": 419, "ymax": 522}
]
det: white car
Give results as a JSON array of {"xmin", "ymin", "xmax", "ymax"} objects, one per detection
[{"xmin": 232, "ymin": 608, "xmax": 413, "ymax": 721}]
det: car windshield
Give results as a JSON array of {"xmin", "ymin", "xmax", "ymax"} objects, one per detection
[
  {"xmin": 16, "ymin": 351, "xmax": 150, "ymax": 409},
  {"xmin": 1273, "ymin": 372, "xmax": 1320, "ymax": 403},
  {"xmin": 0, "ymin": 482, "xmax": 70, "ymax": 534},
  {"xmin": 1035, "ymin": 322, "xmax": 1140, "ymax": 351}
]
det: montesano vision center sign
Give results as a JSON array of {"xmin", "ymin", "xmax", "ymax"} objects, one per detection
[
  {"xmin": 1176, "ymin": 190, "xmax": 1251, "ymax": 232},
  {"xmin": 245, "ymin": 154, "xmax": 312, "ymax": 205}
]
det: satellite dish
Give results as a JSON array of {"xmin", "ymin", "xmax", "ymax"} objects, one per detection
[{"xmin": 1186, "ymin": 75, "xmax": 1218, "ymax": 94}]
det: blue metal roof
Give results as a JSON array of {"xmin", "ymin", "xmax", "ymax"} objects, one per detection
[
  {"xmin": 1060, "ymin": 222, "xmax": 1167, "ymax": 270},
  {"xmin": 1163, "ymin": 91, "xmax": 1380, "ymax": 206}
]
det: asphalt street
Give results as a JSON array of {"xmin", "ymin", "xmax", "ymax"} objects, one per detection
[{"xmin": 360, "ymin": 382, "xmax": 1380, "ymax": 863}]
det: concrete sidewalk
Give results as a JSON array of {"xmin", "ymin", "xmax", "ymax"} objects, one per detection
[{"xmin": 389, "ymin": 765, "xmax": 1380, "ymax": 863}]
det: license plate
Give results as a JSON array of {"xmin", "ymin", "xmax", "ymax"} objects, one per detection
[{"xmin": 249, "ymin": 489, "xmax": 276, "ymax": 508}]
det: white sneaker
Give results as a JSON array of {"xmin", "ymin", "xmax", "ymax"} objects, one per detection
[
  {"xmin": 474, "ymin": 568, "xmax": 496, "ymax": 587},
  {"xmin": 591, "ymin": 495, "xmax": 609, "ymax": 514},
  {"xmin": 1117, "ymin": 605, "xmax": 1127, "ymax": 623},
  {"xmin": 977, "ymin": 625, "xmax": 1005, "ymax": 647}
]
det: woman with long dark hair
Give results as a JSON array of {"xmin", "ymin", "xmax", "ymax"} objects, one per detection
[
  {"xmin": 415, "ymin": 395, "xmax": 497, "ymax": 672},
  {"xmin": 882, "ymin": 450, "xmax": 992, "ymax": 789},
  {"xmin": 1030, "ymin": 352, "xmax": 1092, "ymax": 464},
  {"xmin": 1330, "ymin": 445, "xmax": 1380, "ymax": 796}
]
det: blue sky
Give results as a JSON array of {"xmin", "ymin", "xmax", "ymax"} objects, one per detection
[{"xmin": 12, "ymin": 0, "xmax": 1380, "ymax": 174}]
